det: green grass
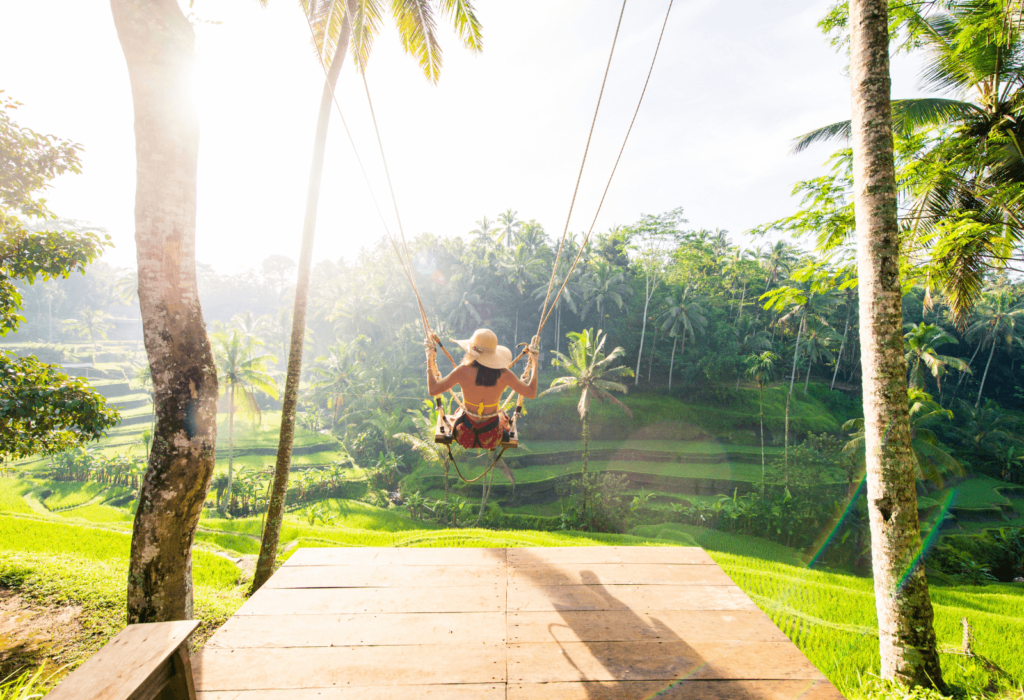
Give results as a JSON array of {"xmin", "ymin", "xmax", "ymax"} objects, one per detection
[
  {"xmin": 945, "ymin": 476, "xmax": 1016, "ymax": 510},
  {"xmin": 37, "ymin": 481, "xmax": 113, "ymax": 511},
  {"xmin": 59, "ymin": 504, "xmax": 135, "ymax": 524},
  {"xmin": 0, "ymin": 480, "xmax": 35, "ymax": 514},
  {"xmin": 311, "ymin": 499, "xmax": 442, "ymax": 532},
  {"xmin": 0, "ymin": 514, "xmax": 239, "ymax": 590},
  {"xmin": 522, "ymin": 439, "xmax": 783, "ymax": 455}
]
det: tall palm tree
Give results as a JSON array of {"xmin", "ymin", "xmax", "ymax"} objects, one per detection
[
  {"xmin": 469, "ymin": 215, "xmax": 497, "ymax": 245},
  {"xmin": 734, "ymin": 316, "xmax": 771, "ymax": 389},
  {"xmin": 745, "ymin": 351, "xmax": 777, "ymax": 490},
  {"xmin": 761, "ymin": 241, "xmax": 797, "ymax": 293},
  {"xmin": 903, "ymin": 322, "xmax": 969, "ymax": 393},
  {"xmin": 532, "ymin": 267, "xmax": 584, "ymax": 358},
  {"xmin": 964, "ymin": 291, "xmax": 1024, "ymax": 406},
  {"xmin": 799, "ymin": 320, "xmax": 839, "ymax": 395},
  {"xmin": 111, "ymin": 0, "xmax": 221, "ymax": 624},
  {"xmin": 499, "ymin": 244, "xmax": 545, "ymax": 344},
  {"xmin": 541, "ymin": 329, "xmax": 633, "ymax": 475},
  {"xmin": 254, "ymin": 0, "xmax": 483, "ymax": 594},
  {"xmin": 659, "ymin": 293, "xmax": 707, "ymax": 390},
  {"xmin": 580, "ymin": 260, "xmax": 630, "ymax": 321},
  {"xmin": 66, "ymin": 308, "xmax": 114, "ymax": 365},
  {"xmin": 212, "ymin": 330, "xmax": 279, "ymax": 510},
  {"xmin": 496, "ymin": 209, "xmax": 521, "ymax": 248},
  {"xmin": 848, "ymin": 0, "xmax": 943, "ymax": 685}
]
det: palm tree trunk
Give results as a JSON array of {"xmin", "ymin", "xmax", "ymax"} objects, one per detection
[
  {"xmin": 111, "ymin": 0, "xmax": 219, "ymax": 625},
  {"xmin": 850, "ymin": 0, "xmax": 943, "ymax": 686},
  {"xmin": 474, "ymin": 468, "xmax": 492, "ymax": 527},
  {"xmin": 668, "ymin": 336, "xmax": 677, "ymax": 390},
  {"xmin": 975, "ymin": 340, "xmax": 997, "ymax": 408},
  {"xmin": 759, "ymin": 386, "xmax": 765, "ymax": 492},
  {"xmin": 735, "ymin": 280, "xmax": 747, "ymax": 326},
  {"xmin": 226, "ymin": 384, "xmax": 235, "ymax": 512},
  {"xmin": 952, "ymin": 341, "xmax": 981, "ymax": 402},
  {"xmin": 804, "ymin": 354, "xmax": 812, "ymax": 395},
  {"xmin": 789, "ymin": 314, "xmax": 804, "ymax": 395},
  {"xmin": 634, "ymin": 274, "xmax": 652, "ymax": 384},
  {"xmin": 252, "ymin": 2, "xmax": 355, "ymax": 594},
  {"xmin": 784, "ymin": 391, "xmax": 790, "ymax": 486},
  {"xmin": 831, "ymin": 297, "xmax": 852, "ymax": 391}
]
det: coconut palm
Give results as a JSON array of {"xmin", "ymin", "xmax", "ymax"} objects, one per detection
[
  {"xmin": 846, "ymin": 0, "xmax": 943, "ymax": 683},
  {"xmin": 541, "ymin": 329, "xmax": 633, "ymax": 475},
  {"xmin": 795, "ymin": 2, "xmax": 1024, "ymax": 323},
  {"xmin": 761, "ymin": 241, "xmax": 798, "ymax": 293},
  {"xmin": 310, "ymin": 338, "xmax": 368, "ymax": 427},
  {"xmin": 469, "ymin": 216, "xmax": 497, "ymax": 246},
  {"xmin": 212, "ymin": 330, "xmax": 278, "ymax": 511},
  {"xmin": 903, "ymin": 322, "xmax": 970, "ymax": 393},
  {"xmin": 254, "ymin": 0, "xmax": 482, "ymax": 593},
  {"xmin": 659, "ymin": 293, "xmax": 707, "ymax": 390},
  {"xmin": 580, "ymin": 261, "xmax": 631, "ymax": 321},
  {"xmin": 734, "ymin": 316, "xmax": 772, "ymax": 389},
  {"xmin": 499, "ymin": 244, "xmax": 546, "ymax": 344},
  {"xmin": 65, "ymin": 308, "xmax": 114, "ymax": 364},
  {"xmin": 844, "ymin": 389, "xmax": 963, "ymax": 488},
  {"xmin": 496, "ymin": 209, "xmax": 521, "ymax": 248},
  {"xmin": 799, "ymin": 321, "xmax": 839, "ymax": 395},
  {"xmin": 964, "ymin": 291, "xmax": 1024, "ymax": 406},
  {"xmin": 745, "ymin": 351, "xmax": 778, "ymax": 490}
]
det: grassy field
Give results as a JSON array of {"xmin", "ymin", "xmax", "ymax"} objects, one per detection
[{"xmin": 2, "ymin": 479, "xmax": 1023, "ymax": 698}]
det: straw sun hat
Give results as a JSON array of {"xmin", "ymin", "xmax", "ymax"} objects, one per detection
[{"xmin": 454, "ymin": 328, "xmax": 512, "ymax": 370}]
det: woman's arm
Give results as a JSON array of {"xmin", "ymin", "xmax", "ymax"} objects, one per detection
[{"xmin": 428, "ymin": 364, "xmax": 465, "ymax": 397}]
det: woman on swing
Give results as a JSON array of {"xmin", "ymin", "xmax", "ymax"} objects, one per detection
[{"xmin": 426, "ymin": 328, "xmax": 538, "ymax": 450}]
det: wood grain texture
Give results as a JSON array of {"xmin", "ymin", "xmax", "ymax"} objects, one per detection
[
  {"xmin": 285, "ymin": 548, "xmax": 507, "ymax": 567},
  {"xmin": 507, "ymin": 680, "xmax": 846, "ymax": 699},
  {"xmin": 507, "ymin": 610, "xmax": 788, "ymax": 643},
  {"xmin": 507, "ymin": 584, "xmax": 757, "ymax": 612},
  {"xmin": 507, "ymin": 547, "xmax": 713, "ymax": 566},
  {"xmin": 194, "ymin": 645, "xmax": 506, "ymax": 689},
  {"xmin": 205, "ymin": 613, "xmax": 506, "ymax": 648},
  {"xmin": 508, "ymin": 563, "xmax": 733, "ymax": 586},
  {"xmin": 46, "ymin": 620, "xmax": 199, "ymax": 700},
  {"xmin": 266, "ymin": 564, "xmax": 505, "ymax": 588},
  {"xmin": 507, "ymin": 641, "xmax": 828, "ymax": 683},
  {"xmin": 197, "ymin": 686, "xmax": 504, "ymax": 699},
  {"xmin": 195, "ymin": 547, "xmax": 845, "ymax": 699},
  {"xmin": 237, "ymin": 585, "xmax": 505, "ymax": 615}
]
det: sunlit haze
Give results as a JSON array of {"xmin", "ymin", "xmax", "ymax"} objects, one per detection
[{"xmin": 1, "ymin": 0, "xmax": 925, "ymax": 273}]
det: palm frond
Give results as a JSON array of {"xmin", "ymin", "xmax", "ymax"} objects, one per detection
[
  {"xmin": 593, "ymin": 387, "xmax": 633, "ymax": 419},
  {"xmin": 437, "ymin": 0, "xmax": 482, "ymax": 51},
  {"xmin": 792, "ymin": 120, "xmax": 853, "ymax": 154},
  {"xmin": 350, "ymin": 0, "xmax": 384, "ymax": 72},
  {"xmin": 390, "ymin": 0, "xmax": 442, "ymax": 82}
]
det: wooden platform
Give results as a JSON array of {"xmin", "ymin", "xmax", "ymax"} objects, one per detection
[{"xmin": 194, "ymin": 547, "xmax": 845, "ymax": 699}]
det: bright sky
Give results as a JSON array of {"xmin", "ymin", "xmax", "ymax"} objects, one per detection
[{"xmin": 0, "ymin": 0, "xmax": 926, "ymax": 274}]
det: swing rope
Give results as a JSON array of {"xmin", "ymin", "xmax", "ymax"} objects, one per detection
[{"xmin": 303, "ymin": 0, "xmax": 675, "ymax": 479}]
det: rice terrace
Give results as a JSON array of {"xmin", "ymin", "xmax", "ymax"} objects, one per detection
[{"xmin": 2, "ymin": 0, "xmax": 1024, "ymax": 698}]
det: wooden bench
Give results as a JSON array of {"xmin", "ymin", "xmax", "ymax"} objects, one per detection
[{"xmin": 47, "ymin": 620, "xmax": 199, "ymax": 700}]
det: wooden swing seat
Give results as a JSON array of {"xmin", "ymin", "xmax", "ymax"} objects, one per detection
[{"xmin": 434, "ymin": 411, "xmax": 518, "ymax": 449}]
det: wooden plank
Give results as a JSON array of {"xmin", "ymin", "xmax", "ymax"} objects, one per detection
[
  {"xmin": 507, "ymin": 610, "xmax": 788, "ymax": 644},
  {"xmin": 194, "ymin": 645, "xmax": 506, "ymax": 690},
  {"xmin": 197, "ymin": 686, "xmax": 505, "ymax": 699},
  {"xmin": 507, "ymin": 584, "xmax": 757, "ymax": 612},
  {"xmin": 509, "ymin": 563, "xmax": 733, "ymax": 586},
  {"xmin": 205, "ymin": 612, "xmax": 506, "ymax": 648},
  {"xmin": 266, "ymin": 564, "xmax": 505, "ymax": 588},
  {"xmin": 237, "ymin": 585, "xmax": 505, "ymax": 616},
  {"xmin": 507, "ymin": 547, "xmax": 713, "ymax": 566},
  {"xmin": 507, "ymin": 641, "xmax": 828, "ymax": 683},
  {"xmin": 46, "ymin": 620, "xmax": 199, "ymax": 700},
  {"xmin": 285, "ymin": 548, "xmax": 507, "ymax": 567},
  {"xmin": 508, "ymin": 680, "xmax": 846, "ymax": 699}
]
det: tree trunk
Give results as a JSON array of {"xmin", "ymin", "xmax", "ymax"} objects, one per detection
[
  {"xmin": 759, "ymin": 387, "xmax": 765, "ymax": 492},
  {"xmin": 474, "ymin": 468, "xmax": 492, "ymax": 527},
  {"xmin": 804, "ymin": 353, "xmax": 812, "ymax": 395},
  {"xmin": 831, "ymin": 296, "xmax": 852, "ymax": 391},
  {"xmin": 735, "ymin": 280, "xmax": 747, "ymax": 326},
  {"xmin": 647, "ymin": 332, "xmax": 656, "ymax": 382},
  {"xmin": 789, "ymin": 314, "xmax": 804, "ymax": 395},
  {"xmin": 226, "ymin": 384, "xmax": 235, "ymax": 511},
  {"xmin": 952, "ymin": 341, "xmax": 981, "ymax": 403},
  {"xmin": 668, "ymin": 336, "xmax": 677, "ymax": 390},
  {"xmin": 850, "ymin": 0, "xmax": 943, "ymax": 686},
  {"xmin": 634, "ymin": 274, "xmax": 651, "ymax": 384},
  {"xmin": 251, "ymin": 2, "xmax": 355, "ymax": 594},
  {"xmin": 975, "ymin": 340, "xmax": 997, "ymax": 408},
  {"xmin": 784, "ymin": 391, "xmax": 790, "ymax": 486},
  {"xmin": 111, "ymin": 0, "xmax": 219, "ymax": 625}
]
